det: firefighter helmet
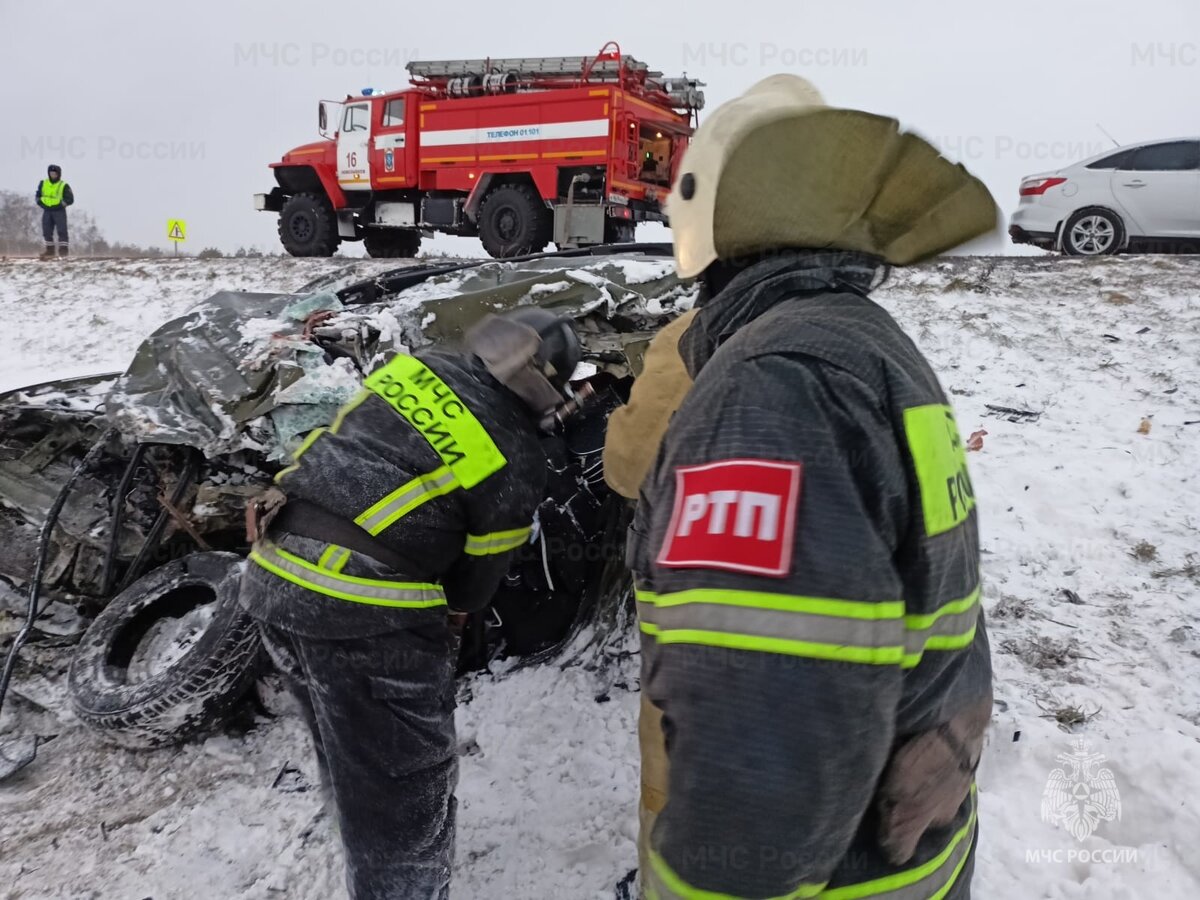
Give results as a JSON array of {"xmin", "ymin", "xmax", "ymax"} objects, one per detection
[
  {"xmin": 666, "ymin": 74, "xmax": 999, "ymax": 278},
  {"xmin": 465, "ymin": 307, "xmax": 582, "ymax": 416}
]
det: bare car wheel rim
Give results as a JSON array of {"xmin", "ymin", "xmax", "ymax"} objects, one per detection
[{"xmin": 1069, "ymin": 216, "xmax": 1115, "ymax": 254}]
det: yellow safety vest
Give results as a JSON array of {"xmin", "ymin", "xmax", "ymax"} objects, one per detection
[{"xmin": 40, "ymin": 179, "xmax": 66, "ymax": 207}]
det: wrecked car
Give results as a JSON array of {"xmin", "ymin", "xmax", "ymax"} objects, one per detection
[{"xmin": 0, "ymin": 246, "xmax": 695, "ymax": 752}]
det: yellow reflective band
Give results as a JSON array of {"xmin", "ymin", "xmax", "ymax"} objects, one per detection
[
  {"xmin": 637, "ymin": 587, "xmax": 979, "ymax": 669},
  {"xmin": 364, "ymin": 354, "xmax": 506, "ymax": 489},
  {"xmin": 645, "ymin": 789, "xmax": 976, "ymax": 900},
  {"xmin": 463, "ymin": 525, "xmax": 533, "ymax": 556},
  {"xmin": 637, "ymin": 589, "xmax": 907, "ymax": 665},
  {"xmin": 903, "ymin": 404, "xmax": 975, "ymax": 537},
  {"xmin": 901, "ymin": 586, "xmax": 981, "ymax": 670},
  {"xmin": 639, "ymin": 622, "xmax": 906, "ymax": 665},
  {"xmin": 250, "ymin": 543, "xmax": 446, "ymax": 608},
  {"xmin": 902, "ymin": 627, "xmax": 978, "ymax": 669},
  {"xmin": 647, "ymin": 850, "xmax": 826, "ymax": 900},
  {"xmin": 355, "ymin": 466, "xmax": 460, "ymax": 536},
  {"xmin": 643, "ymin": 589, "xmax": 905, "ymax": 620},
  {"xmin": 819, "ymin": 787, "xmax": 977, "ymax": 900},
  {"xmin": 904, "ymin": 588, "xmax": 979, "ymax": 630},
  {"xmin": 317, "ymin": 544, "xmax": 351, "ymax": 573},
  {"xmin": 275, "ymin": 389, "xmax": 372, "ymax": 483}
]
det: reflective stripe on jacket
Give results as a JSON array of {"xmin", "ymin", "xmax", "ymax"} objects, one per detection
[
  {"xmin": 251, "ymin": 541, "xmax": 447, "ymax": 608},
  {"xmin": 254, "ymin": 349, "xmax": 545, "ymax": 616},
  {"xmin": 645, "ymin": 788, "xmax": 978, "ymax": 900}
]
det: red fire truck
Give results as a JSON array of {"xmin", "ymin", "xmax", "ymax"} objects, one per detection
[{"xmin": 255, "ymin": 43, "xmax": 704, "ymax": 259}]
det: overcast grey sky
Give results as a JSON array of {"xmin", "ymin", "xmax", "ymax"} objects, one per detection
[{"xmin": 2, "ymin": 0, "xmax": 1197, "ymax": 255}]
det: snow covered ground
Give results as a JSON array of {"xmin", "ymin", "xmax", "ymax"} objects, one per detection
[
  {"xmin": 1, "ymin": 254, "xmax": 1199, "ymax": 899},
  {"xmin": 0, "ymin": 257, "xmax": 418, "ymax": 394}
]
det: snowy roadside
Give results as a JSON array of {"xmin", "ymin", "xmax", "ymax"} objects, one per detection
[
  {"xmin": 882, "ymin": 257, "xmax": 1200, "ymax": 898},
  {"xmin": 0, "ymin": 258, "xmax": 410, "ymax": 394},
  {"xmin": 1, "ymin": 255, "xmax": 1199, "ymax": 899}
]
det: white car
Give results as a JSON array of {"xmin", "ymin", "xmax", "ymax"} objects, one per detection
[{"xmin": 1009, "ymin": 138, "xmax": 1200, "ymax": 255}]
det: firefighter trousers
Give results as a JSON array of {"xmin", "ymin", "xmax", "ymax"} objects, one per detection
[{"xmin": 257, "ymin": 614, "xmax": 458, "ymax": 900}]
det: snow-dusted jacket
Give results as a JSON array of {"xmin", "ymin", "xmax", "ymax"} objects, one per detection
[
  {"xmin": 629, "ymin": 253, "xmax": 993, "ymax": 900},
  {"xmin": 251, "ymin": 349, "xmax": 546, "ymax": 622}
]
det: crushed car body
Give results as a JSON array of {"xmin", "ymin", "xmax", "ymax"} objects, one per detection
[{"xmin": 0, "ymin": 246, "xmax": 695, "ymax": 748}]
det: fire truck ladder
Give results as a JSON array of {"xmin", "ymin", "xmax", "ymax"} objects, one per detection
[
  {"xmin": 407, "ymin": 55, "xmax": 649, "ymax": 81},
  {"xmin": 406, "ymin": 42, "xmax": 704, "ymax": 113}
]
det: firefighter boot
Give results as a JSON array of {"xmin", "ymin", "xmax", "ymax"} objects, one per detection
[
  {"xmin": 39, "ymin": 244, "xmax": 55, "ymax": 260},
  {"xmin": 58, "ymin": 244, "xmax": 69, "ymax": 258}
]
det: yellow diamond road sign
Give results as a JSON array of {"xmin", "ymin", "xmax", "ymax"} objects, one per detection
[{"xmin": 167, "ymin": 219, "xmax": 187, "ymax": 242}]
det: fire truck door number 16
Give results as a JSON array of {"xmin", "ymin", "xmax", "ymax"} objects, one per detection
[{"xmin": 338, "ymin": 103, "xmax": 372, "ymax": 187}]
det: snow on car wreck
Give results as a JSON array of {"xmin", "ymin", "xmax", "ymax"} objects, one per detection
[{"xmin": 0, "ymin": 246, "xmax": 695, "ymax": 757}]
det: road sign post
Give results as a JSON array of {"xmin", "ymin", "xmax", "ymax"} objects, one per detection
[{"xmin": 167, "ymin": 219, "xmax": 187, "ymax": 256}]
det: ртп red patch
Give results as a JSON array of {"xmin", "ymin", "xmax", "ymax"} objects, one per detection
[{"xmin": 657, "ymin": 459, "xmax": 802, "ymax": 577}]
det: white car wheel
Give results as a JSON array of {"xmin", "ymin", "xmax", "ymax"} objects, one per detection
[{"xmin": 1062, "ymin": 208, "xmax": 1124, "ymax": 256}]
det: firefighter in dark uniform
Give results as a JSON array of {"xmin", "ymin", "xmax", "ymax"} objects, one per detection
[
  {"xmin": 625, "ymin": 75, "xmax": 999, "ymax": 899},
  {"xmin": 238, "ymin": 307, "xmax": 581, "ymax": 900},
  {"xmin": 35, "ymin": 164, "xmax": 74, "ymax": 258}
]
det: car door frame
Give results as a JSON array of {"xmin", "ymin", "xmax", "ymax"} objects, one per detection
[{"xmin": 1110, "ymin": 140, "xmax": 1200, "ymax": 237}]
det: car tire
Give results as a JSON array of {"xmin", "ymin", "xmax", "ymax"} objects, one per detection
[
  {"xmin": 69, "ymin": 552, "xmax": 263, "ymax": 749},
  {"xmin": 278, "ymin": 192, "xmax": 340, "ymax": 257},
  {"xmin": 477, "ymin": 184, "xmax": 551, "ymax": 258},
  {"xmin": 1061, "ymin": 207, "xmax": 1125, "ymax": 256},
  {"xmin": 364, "ymin": 228, "xmax": 421, "ymax": 258}
]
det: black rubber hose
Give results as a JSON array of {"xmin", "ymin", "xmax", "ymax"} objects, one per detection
[
  {"xmin": 0, "ymin": 429, "xmax": 115, "ymax": 722},
  {"xmin": 99, "ymin": 443, "xmax": 148, "ymax": 597}
]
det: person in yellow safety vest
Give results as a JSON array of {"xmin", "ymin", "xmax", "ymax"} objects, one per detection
[
  {"xmin": 618, "ymin": 74, "xmax": 999, "ymax": 899},
  {"xmin": 237, "ymin": 307, "xmax": 582, "ymax": 900},
  {"xmin": 35, "ymin": 164, "xmax": 74, "ymax": 259}
]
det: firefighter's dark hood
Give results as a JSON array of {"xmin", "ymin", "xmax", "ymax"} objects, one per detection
[{"xmin": 678, "ymin": 250, "xmax": 882, "ymax": 378}]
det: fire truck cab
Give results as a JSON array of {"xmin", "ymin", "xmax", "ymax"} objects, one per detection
[{"xmin": 255, "ymin": 43, "xmax": 704, "ymax": 259}]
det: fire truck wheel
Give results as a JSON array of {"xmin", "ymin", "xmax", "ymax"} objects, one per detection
[
  {"xmin": 478, "ymin": 184, "xmax": 551, "ymax": 258},
  {"xmin": 364, "ymin": 228, "xmax": 422, "ymax": 258},
  {"xmin": 278, "ymin": 192, "xmax": 340, "ymax": 257}
]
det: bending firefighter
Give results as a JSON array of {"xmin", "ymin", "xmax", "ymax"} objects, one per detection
[
  {"xmin": 35, "ymin": 164, "xmax": 74, "ymax": 258},
  {"xmin": 619, "ymin": 75, "xmax": 998, "ymax": 899},
  {"xmin": 238, "ymin": 308, "xmax": 581, "ymax": 900}
]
